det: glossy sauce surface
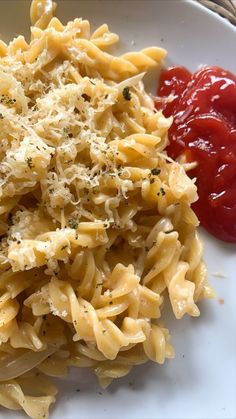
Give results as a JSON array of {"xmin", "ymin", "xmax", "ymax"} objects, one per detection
[{"xmin": 156, "ymin": 66, "xmax": 236, "ymax": 243}]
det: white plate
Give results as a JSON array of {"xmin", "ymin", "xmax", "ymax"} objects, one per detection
[{"xmin": 1, "ymin": 1, "xmax": 236, "ymax": 419}]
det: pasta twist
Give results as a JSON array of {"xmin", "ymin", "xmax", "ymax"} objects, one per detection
[
  {"xmin": 0, "ymin": 376, "xmax": 57, "ymax": 418},
  {"xmin": 30, "ymin": 0, "xmax": 57, "ymax": 29},
  {"xmin": 0, "ymin": 292, "xmax": 19, "ymax": 344},
  {"xmin": 91, "ymin": 24, "xmax": 119, "ymax": 49},
  {"xmin": 25, "ymin": 263, "xmax": 165, "ymax": 361},
  {"xmin": 64, "ymin": 39, "xmax": 166, "ymax": 80}
]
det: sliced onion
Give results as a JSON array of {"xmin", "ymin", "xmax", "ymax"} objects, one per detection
[{"xmin": 0, "ymin": 346, "xmax": 57, "ymax": 381}]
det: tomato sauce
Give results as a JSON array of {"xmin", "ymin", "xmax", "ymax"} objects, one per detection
[{"xmin": 156, "ymin": 66, "xmax": 236, "ymax": 243}]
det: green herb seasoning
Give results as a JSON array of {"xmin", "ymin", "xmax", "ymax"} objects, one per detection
[
  {"xmin": 122, "ymin": 86, "xmax": 131, "ymax": 101},
  {"xmin": 151, "ymin": 168, "xmax": 161, "ymax": 176},
  {"xmin": 68, "ymin": 218, "xmax": 78, "ymax": 229}
]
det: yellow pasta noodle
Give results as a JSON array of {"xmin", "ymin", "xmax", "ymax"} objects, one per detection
[{"xmin": 0, "ymin": 0, "xmax": 214, "ymax": 418}]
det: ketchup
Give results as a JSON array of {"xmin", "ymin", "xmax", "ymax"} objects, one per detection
[{"xmin": 156, "ymin": 66, "xmax": 236, "ymax": 243}]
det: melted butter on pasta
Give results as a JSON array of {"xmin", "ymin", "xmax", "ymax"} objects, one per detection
[{"xmin": 0, "ymin": 0, "xmax": 214, "ymax": 417}]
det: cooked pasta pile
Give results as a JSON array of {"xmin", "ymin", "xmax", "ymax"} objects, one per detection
[{"xmin": 0, "ymin": 0, "xmax": 214, "ymax": 417}]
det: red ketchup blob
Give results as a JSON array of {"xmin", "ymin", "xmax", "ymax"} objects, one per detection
[{"xmin": 156, "ymin": 66, "xmax": 236, "ymax": 243}]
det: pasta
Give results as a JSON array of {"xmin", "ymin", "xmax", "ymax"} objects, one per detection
[{"xmin": 0, "ymin": 0, "xmax": 214, "ymax": 417}]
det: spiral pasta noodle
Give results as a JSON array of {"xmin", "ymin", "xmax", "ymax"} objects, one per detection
[{"xmin": 0, "ymin": 0, "xmax": 214, "ymax": 417}]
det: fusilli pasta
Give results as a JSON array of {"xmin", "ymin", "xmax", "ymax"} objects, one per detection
[{"xmin": 0, "ymin": 0, "xmax": 214, "ymax": 417}]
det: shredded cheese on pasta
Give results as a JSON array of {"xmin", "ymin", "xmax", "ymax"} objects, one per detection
[{"xmin": 0, "ymin": 0, "xmax": 214, "ymax": 417}]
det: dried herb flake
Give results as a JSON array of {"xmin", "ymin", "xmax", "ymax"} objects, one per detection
[
  {"xmin": 68, "ymin": 218, "xmax": 78, "ymax": 229},
  {"xmin": 122, "ymin": 86, "xmax": 131, "ymax": 101},
  {"xmin": 151, "ymin": 168, "xmax": 161, "ymax": 176}
]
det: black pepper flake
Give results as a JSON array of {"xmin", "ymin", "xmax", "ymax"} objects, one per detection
[
  {"xmin": 150, "ymin": 178, "xmax": 155, "ymax": 184},
  {"xmin": 61, "ymin": 245, "xmax": 68, "ymax": 250},
  {"xmin": 26, "ymin": 157, "xmax": 34, "ymax": 169},
  {"xmin": 76, "ymin": 389, "xmax": 80, "ymax": 392},
  {"xmin": 151, "ymin": 168, "xmax": 161, "ymax": 176},
  {"xmin": 157, "ymin": 187, "xmax": 166, "ymax": 196},
  {"xmin": 122, "ymin": 86, "xmax": 131, "ymax": 101}
]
